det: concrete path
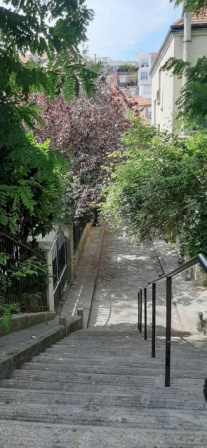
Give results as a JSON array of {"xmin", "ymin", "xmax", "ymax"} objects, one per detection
[
  {"xmin": 87, "ymin": 228, "xmax": 207, "ymax": 339},
  {"xmin": 154, "ymin": 239, "xmax": 207, "ymax": 338},
  {"xmin": 89, "ymin": 228, "xmax": 164, "ymax": 329},
  {"xmin": 61, "ymin": 225, "xmax": 105, "ymax": 328}
]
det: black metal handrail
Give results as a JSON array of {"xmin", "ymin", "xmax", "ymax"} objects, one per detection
[{"xmin": 138, "ymin": 253, "xmax": 207, "ymax": 387}]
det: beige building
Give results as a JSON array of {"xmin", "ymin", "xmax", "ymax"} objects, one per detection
[
  {"xmin": 151, "ymin": 8, "xmax": 207, "ymax": 133},
  {"xmin": 136, "ymin": 50, "xmax": 158, "ymax": 121}
]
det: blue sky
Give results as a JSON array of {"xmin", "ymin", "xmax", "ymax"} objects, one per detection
[{"xmin": 84, "ymin": 0, "xmax": 183, "ymax": 60}]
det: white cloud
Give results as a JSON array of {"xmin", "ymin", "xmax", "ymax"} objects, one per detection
[{"xmin": 84, "ymin": 0, "xmax": 182, "ymax": 60}]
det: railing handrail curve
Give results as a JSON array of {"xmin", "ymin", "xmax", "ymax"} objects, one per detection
[{"xmin": 145, "ymin": 252, "xmax": 207, "ymax": 288}]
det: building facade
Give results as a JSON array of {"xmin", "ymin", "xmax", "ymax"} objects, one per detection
[
  {"xmin": 136, "ymin": 50, "xmax": 158, "ymax": 121},
  {"xmin": 96, "ymin": 57, "xmax": 139, "ymax": 97},
  {"xmin": 151, "ymin": 8, "xmax": 207, "ymax": 133}
]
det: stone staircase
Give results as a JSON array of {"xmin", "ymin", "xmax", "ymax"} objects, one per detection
[{"xmin": 0, "ymin": 328, "xmax": 207, "ymax": 447}]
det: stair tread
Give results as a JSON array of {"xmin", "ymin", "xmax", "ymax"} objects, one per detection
[
  {"xmin": 22, "ymin": 362, "xmax": 207, "ymax": 376},
  {"xmin": 0, "ymin": 387, "xmax": 204, "ymax": 410},
  {"xmin": 0, "ymin": 420, "xmax": 207, "ymax": 447},
  {"xmin": 0, "ymin": 401, "xmax": 206, "ymax": 430},
  {"xmin": 1, "ymin": 328, "xmax": 207, "ymax": 442}
]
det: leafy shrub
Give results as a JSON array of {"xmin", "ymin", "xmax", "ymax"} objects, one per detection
[{"xmin": 102, "ymin": 118, "xmax": 207, "ymax": 257}]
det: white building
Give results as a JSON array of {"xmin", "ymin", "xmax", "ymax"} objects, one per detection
[
  {"xmin": 151, "ymin": 8, "xmax": 207, "ymax": 133},
  {"xmin": 96, "ymin": 57, "xmax": 139, "ymax": 97},
  {"xmin": 136, "ymin": 50, "xmax": 158, "ymax": 121}
]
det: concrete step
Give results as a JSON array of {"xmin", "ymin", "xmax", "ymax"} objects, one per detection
[
  {"xmin": 0, "ymin": 327, "xmax": 207, "ymax": 445},
  {"xmin": 67, "ymin": 330, "xmax": 207, "ymax": 351},
  {"xmin": 48, "ymin": 337, "xmax": 206, "ymax": 352},
  {"xmin": 0, "ymin": 401, "xmax": 206, "ymax": 430},
  {"xmin": 33, "ymin": 348, "xmax": 207, "ymax": 370},
  {"xmin": 0, "ymin": 387, "xmax": 205, "ymax": 410},
  {"xmin": 0, "ymin": 373, "xmax": 204, "ymax": 402},
  {"xmin": 32, "ymin": 346, "xmax": 207, "ymax": 360},
  {"xmin": 0, "ymin": 377, "xmax": 204, "ymax": 398},
  {"xmin": 41, "ymin": 345, "xmax": 205, "ymax": 360},
  {"xmin": 30, "ymin": 354, "xmax": 164, "ymax": 369},
  {"xmin": 8, "ymin": 367, "xmax": 206, "ymax": 387},
  {"xmin": 20, "ymin": 361, "xmax": 207, "ymax": 380},
  {"xmin": 0, "ymin": 420, "xmax": 206, "ymax": 447}
]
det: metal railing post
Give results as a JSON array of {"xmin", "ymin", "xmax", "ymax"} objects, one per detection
[
  {"xmin": 140, "ymin": 253, "xmax": 207, "ymax": 388},
  {"xmin": 139, "ymin": 289, "xmax": 143, "ymax": 333},
  {"xmin": 152, "ymin": 282, "xmax": 156, "ymax": 358},
  {"xmin": 165, "ymin": 276, "xmax": 172, "ymax": 387},
  {"xmin": 144, "ymin": 288, "xmax": 147, "ymax": 340},
  {"xmin": 138, "ymin": 291, "xmax": 140, "ymax": 331}
]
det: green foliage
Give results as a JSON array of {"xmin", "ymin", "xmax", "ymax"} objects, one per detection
[
  {"xmin": 162, "ymin": 56, "xmax": 207, "ymax": 126},
  {"xmin": 0, "ymin": 250, "xmax": 49, "ymax": 319},
  {"xmin": 102, "ymin": 119, "xmax": 207, "ymax": 257},
  {"xmin": 20, "ymin": 293, "xmax": 42, "ymax": 312},
  {"xmin": 0, "ymin": 0, "xmax": 96, "ymax": 106},
  {"xmin": 170, "ymin": 0, "xmax": 207, "ymax": 11},
  {"xmin": 0, "ymin": 0, "xmax": 98, "ymax": 241},
  {"xmin": 0, "ymin": 300, "xmax": 20, "ymax": 329},
  {"xmin": 0, "ymin": 126, "xmax": 67, "ymax": 239},
  {"xmin": 0, "ymin": 0, "xmax": 93, "ymax": 55},
  {"xmin": 122, "ymin": 63, "xmax": 138, "ymax": 72}
]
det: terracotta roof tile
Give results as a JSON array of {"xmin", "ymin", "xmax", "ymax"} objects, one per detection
[
  {"xmin": 109, "ymin": 86, "xmax": 145, "ymax": 117},
  {"xmin": 19, "ymin": 54, "xmax": 32, "ymax": 64},
  {"xmin": 19, "ymin": 53, "xmax": 49, "ymax": 65},
  {"xmin": 173, "ymin": 7, "xmax": 207, "ymax": 26},
  {"xmin": 133, "ymin": 96, "xmax": 151, "ymax": 106},
  {"xmin": 149, "ymin": 53, "xmax": 158, "ymax": 58}
]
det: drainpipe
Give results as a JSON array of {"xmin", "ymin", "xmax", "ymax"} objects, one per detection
[
  {"xmin": 183, "ymin": 1, "xmax": 191, "ymax": 87},
  {"xmin": 182, "ymin": 1, "xmax": 191, "ymax": 134}
]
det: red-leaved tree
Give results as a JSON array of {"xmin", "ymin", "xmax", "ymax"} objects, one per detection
[{"xmin": 30, "ymin": 80, "xmax": 137, "ymax": 221}]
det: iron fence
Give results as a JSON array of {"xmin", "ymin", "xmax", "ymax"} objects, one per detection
[
  {"xmin": 52, "ymin": 232, "xmax": 68, "ymax": 310},
  {"xmin": 73, "ymin": 221, "xmax": 86, "ymax": 253},
  {"xmin": 0, "ymin": 228, "xmax": 48, "ymax": 312}
]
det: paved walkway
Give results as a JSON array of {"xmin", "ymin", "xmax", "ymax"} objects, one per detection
[
  {"xmin": 67, "ymin": 226, "xmax": 207, "ymax": 339},
  {"xmin": 89, "ymin": 228, "xmax": 163, "ymax": 328}
]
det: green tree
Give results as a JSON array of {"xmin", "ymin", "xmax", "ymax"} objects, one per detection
[
  {"xmin": 0, "ymin": 0, "xmax": 97, "ymax": 239},
  {"xmin": 166, "ymin": 1, "xmax": 207, "ymax": 126},
  {"xmin": 170, "ymin": 0, "xmax": 207, "ymax": 11},
  {"xmin": 102, "ymin": 119, "xmax": 207, "ymax": 257},
  {"xmin": 162, "ymin": 56, "xmax": 207, "ymax": 126},
  {"xmin": 0, "ymin": 0, "xmax": 97, "ymax": 106}
]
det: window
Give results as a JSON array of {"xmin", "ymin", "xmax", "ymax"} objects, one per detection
[
  {"xmin": 141, "ymin": 59, "xmax": 149, "ymax": 68},
  {"xmin": 159, "ymin": 69, "xmax": 161, "ymax": 89},
  {"xmin": 129, "ymin": 87, "xmax": 136, "ymax": 97},
  {"xmin": 144, "ymin": 85, "xmax": 151, "ymax": 95},
  {"xmin": 154, "ymin": 100, "xmax": 156, "ymax": 125},
  {"xmin": 140, "ymin": 71, "xmax": 148, "ymax": 80}
]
